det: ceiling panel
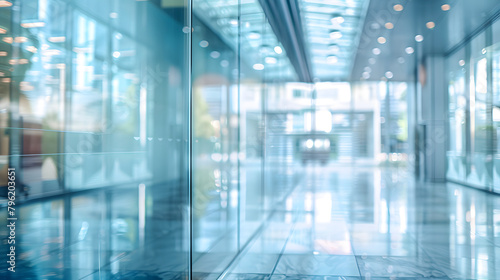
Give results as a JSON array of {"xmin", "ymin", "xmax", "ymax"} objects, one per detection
[{"xmin": 298, "ymin": 0, "xmax": 370, "ymax": 81}]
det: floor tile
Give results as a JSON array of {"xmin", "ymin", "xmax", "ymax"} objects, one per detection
[
  {"xmin": 230, "ymin": 253, "xmax": 280, "ymax": 274},
  {"xmin": 273, "ymin": 254, "xmax": 360, "ymax": 276}
]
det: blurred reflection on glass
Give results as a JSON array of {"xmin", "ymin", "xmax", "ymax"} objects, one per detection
[
  {"xmin": 492, "ymin": 21, "xmax": 500, "ymax": 192},
  {"xmin": 191, "ymin": 13, "xmax": 239, "ymax": 275},
  {"xmin": 0, "ymin": 0, "xmax": 191, "ymax": 277},
  {"xmin": 447, "ymin": 49, "xmax": 467, "ymax": 183},
  {"xmin": 468, "ymin": 33, "xmax": 492, "ymax": 189}
]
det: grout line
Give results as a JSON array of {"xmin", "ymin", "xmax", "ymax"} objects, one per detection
[
  {"xmin": 268, "ymin": 213, "xmax": 301, "ymax": 278},
  {"xmin": 217, "ymin": 171, "xmax": 304, "ymax": 279}
]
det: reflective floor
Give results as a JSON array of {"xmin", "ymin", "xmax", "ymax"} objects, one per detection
[
  {"xmin": 1, "ymin": 164, "xmax": 500, "ymax": 279},
  {"xmin": 226, "ymin": 165, "xmax": 500, "ymax": 279}
]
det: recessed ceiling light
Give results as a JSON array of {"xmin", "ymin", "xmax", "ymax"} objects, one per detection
[
  {"xmin": 441, "ymin": 4, "xmax": 451, "ymax": 11},
  {"xmin": 405, "ymin": 47, "xmax": 414, "ymax": 54},
  {"xmin": 265, "ymin": 56, "xmax": 277, "ymax": 64},
  {"xmin": 48, "ymin": 36, "xmax": 66, "ymax": 43},
  {"xmin": 482, "ymin": 48, "xmax": 487, "ymax": 54},
  {"xmin": 459, "ymin": 60, "xmax": 465, "ymax": 67},
  {"xmin": 369, "ymin": 58, "xmax": 376, "ymax": 64},
  {"xmin": 385, "ymin": 22, "xmax": 394, "ymax": 29},
  {"xmin": 415, "ymin": 35, "xmax": 424, "ymax": 42},
  {"xmin": 393, "ymin": 4, "xmax": 403, "ymax": 12},
  {"xmin": 330, "ymin": 30, "xmax": 342, "ymax": 39},
  {"xmin": 364, "ymin": 66, "xmax": 371, "ymax": 73},
  {"xmin": 328, "ymin": 44, "xmax": 340, "ymax": 53},
  {"xmin": 362, "ymin": 72, "xmax": 370, "ymax": 79},
  {"xmin": 385, "ymin": 71, "xmax": 394, "ymax": 79},
  {"xmin": 253, "ymin": 63, "xmax": 264, "ymax": 70},
  {"xmin": 229, "ymin": 19, "xmax": 238, "ymax": 26},
  {"xmin": 426, "ymin": 22, "xmax": 435, "ymax": 29},
  {"xmin": 327, "ymin": 55, "xmax": 338, "ymax": 64},
  {"xmin": 21, "ymin": 22, "xmax": 45, "ymax": 28},
  {"xmin": 372, "ymin": 48, "xmax": 381, "ymax": 55},
  {"xmin": 199, "ymin": 40, "xmax": 209, "ymax": 48},
  {"xmin": 25, "ymin": 46, "xmax": 37, "ymax": 53},
  {"xmin": 274, "ymin": 46, "xmax": 283, "ymax": 54},
  {"xmin": 220, "ymin": 60, "xmax": 229, "ymax": 67},
  {"xmin": 377, "ymin": 37, "xmax": 387, "ymax": 44}
]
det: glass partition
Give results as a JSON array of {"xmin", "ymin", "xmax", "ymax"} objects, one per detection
[
  {"xmin": 191, "ymin": 13, "xmax": 239, "ymax": 276},
  {"xmin": 0, "ymin": 0, "xmax": 191, "ymax": 277},
  {"xmin": 446, "ymin": 19, "xmax": 500, "ymax": 193},
  {"xmin": 468, "ymin": 33, "xmax": 491, "ymax": 189},
  {"xmin": 446, "ymin": 49, "xmax": 467, "ymax": 182}
]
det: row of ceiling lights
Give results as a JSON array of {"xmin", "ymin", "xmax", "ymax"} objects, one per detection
[
  {"xmin": 199, "ymin": 38, "xmax": 284, "ymax": 71},
  {"xmin": 242, "ymin": 28, "xmax": 285, "ymax": 70},
  {"xmin": 362, "ymin": 2, "xmax": 453, "ymax": 80},
  {"xmin": 325, "ymin": 14, "xmax": 346, "ymax": 65}
]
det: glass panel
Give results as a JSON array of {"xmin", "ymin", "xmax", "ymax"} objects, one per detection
[
  {"xmin": 493, "ymin": 21, "xmax": 500, "ymax": 192},
  {"xmin": 238, "ymin": 8, "xmax": 266, "ymax": 247},
  {"xmin": 0, "ymin": 0, "xmax": 191, "ymax": 277},
  {"xmin": 468, "ymin": 33, "xmax": 492, "ymax": 189},
  {"xmin": 447, "ymin": 48, "xmax": 467, "ymax": 183},
  {"xmin": 378, "ymin": 82, "xmax": 409, "ymax": 163}
]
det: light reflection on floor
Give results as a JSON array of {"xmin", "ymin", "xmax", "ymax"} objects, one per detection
[
  {"xmin": 226, "ymin": 165, "xmax": 500, "ymax": 279},
  {"xmin": 0, "ymin": 164, "xmax": 499, "ymax": 279}
]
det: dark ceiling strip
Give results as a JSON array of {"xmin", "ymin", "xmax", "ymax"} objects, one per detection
[{"xmin": 258, "ymin": 0, "xmax": 313, "ymax": 83}]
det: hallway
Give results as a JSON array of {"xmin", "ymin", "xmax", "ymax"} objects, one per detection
[{"xmin": 2, "ymin": 165, "xmax": 499, "ymax": 279}]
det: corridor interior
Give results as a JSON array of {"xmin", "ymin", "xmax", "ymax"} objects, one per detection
[{"xmin": 1, "ymin": 0, "xmax": 500, "ymax": 279}]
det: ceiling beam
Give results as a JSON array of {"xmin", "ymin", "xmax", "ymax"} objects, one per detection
[{"xmin": 259, "ymin": 0, "xmax": 313, "ymax": 83}]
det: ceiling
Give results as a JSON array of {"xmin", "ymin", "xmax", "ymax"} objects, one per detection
[
  {"xmin": 193, "ymin": 0, "xmax": 500, "ymax": 83},
  {"xmin": 351, "ymin": 0, "xmax": 500, "ymax": 82}
]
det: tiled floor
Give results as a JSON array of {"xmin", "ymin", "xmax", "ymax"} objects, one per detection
[
  {"xmin": 1, "ymin": 165, "xmax": 499, "ymax": 279},
  {"xmin": 223, "ymin": 165, "xmax": 500, "ymax": 279}
]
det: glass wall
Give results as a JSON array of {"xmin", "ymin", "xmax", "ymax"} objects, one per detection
[
  {"xmin": 190, "ymin": 0, "xmax": 299, "ymax": 276},
  {"xmin": 447, "ymin": 48, "xmax": 467, "ymax": 183},
  {"xmin": 493, "ymin": 20, "xmax": 500, "ymax": 193},
  {"xmin": 0, "ymin": 0, "xmax": 192, "ymax": 277},
  {"xmin": 0, "ymin": 0, "xmax": 415, "ymax": 279},
  {"xmin": 352, "ymin": 81, "xmax": 411, "ymax": 164},
  {"xmin": 446, "ymin": 17, "xmax": 500, "ymax": 193}
]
